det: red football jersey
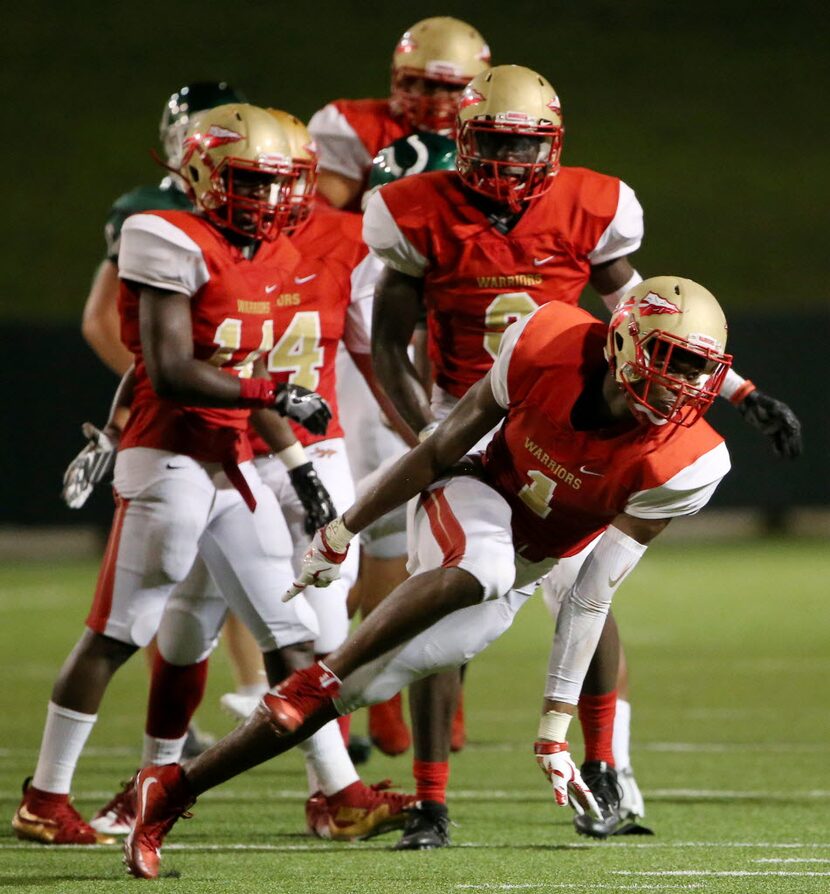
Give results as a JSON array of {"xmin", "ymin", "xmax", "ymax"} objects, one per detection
[
  {"xmin": 366, "ymin": 168, "xmax": 639, "ymax": 399},
  {"xmin": 482, "ymin": 303, "xmax": 726, "ymax": 562},
  {"xmin": 118, "ymin": 210, "xmax": 300, "ymax": 464},
  {"xmin": 247, "ymin": 204, "xmax": 369, "ymax": 452},
  {"xmin": 310, "ymin": 99, "xmax": 410, "ymax": 211}
]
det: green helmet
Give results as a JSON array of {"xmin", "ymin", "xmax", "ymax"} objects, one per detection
[
  {"xmin": 160, "ymin": 81, "xmax": 247, "ymax": 168},
  {"xmin": 363, "ymin": 131, "xmax": 456, "ymax": 208}
]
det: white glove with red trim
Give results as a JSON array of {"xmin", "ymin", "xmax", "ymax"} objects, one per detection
[
  {"xmin": 282, "ymin": 517, "xmax": 354, "ymax": 602},
  {"xmin": 534, "ymin": 740, "xmax": 603, "ymax": 818}
]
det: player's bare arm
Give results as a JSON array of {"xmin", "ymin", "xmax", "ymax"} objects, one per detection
[
  {"xmin": 344, "ymin": 372, "xmax": 505, "ymax": 536},
  {"xmin": 371, "ymin": 266, "xmax": 434, "ymax": 435},
  {"xmin": 316, "ymin": 170, "xmax": 363, "ymax": 209},
  {"xmin": 81, "ymin": 260, "xmax": 134, "ymax": 376}
]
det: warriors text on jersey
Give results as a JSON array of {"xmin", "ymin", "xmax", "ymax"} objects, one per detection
[
  {"xmin": 117, "ymin": 210, "xmax": 300, "ymax": 464},
  {"xmin": 363, "ymin": 167, "xmax": 643, "ymax": 399},
  {"xmin": 483, "ymin": 303, "xmax": 730, "ymax": 563},
  {"xmin": 247, "ymin": 203, "xmax": 374, "ymax": 451}
]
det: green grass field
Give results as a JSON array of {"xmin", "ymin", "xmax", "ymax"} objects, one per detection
[{"xmin": 1, "ymin": 538, "xmax": 829, "ymax": 893}]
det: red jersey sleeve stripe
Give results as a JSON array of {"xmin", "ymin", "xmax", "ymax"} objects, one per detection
[
  {"xmin": 86, "ymin": 495, "xmax": 130, "ymax": 633},
  {"xmin": 423, "ymin": 487, "xmax": 466, "ymax": 568}
]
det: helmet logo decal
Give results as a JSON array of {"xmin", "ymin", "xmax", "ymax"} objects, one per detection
[
  {"xmin": 639, "ymin": 291, "xmax": 682, "ymax": 316},
  {"xmin": 477, "ymin": 44, "xmax": 492, "ymax": 62},
  {"xmin": 459, "ymin": 86, "xmax": 485, "ymax": 110},
  {"xmin": 546, "ymin": 97, "xmax": 562, "ymax": 115},
  {"xmin": 395, "ymin": 33, "xmax": 417, "ymax": 55},
  {"xmin": 425, "ymin": 60, "xmax": 465, "ymax": 78}
]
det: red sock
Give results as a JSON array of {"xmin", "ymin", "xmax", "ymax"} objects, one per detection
[
  {"xmin": 413, "ymin": 759, "xmax": 450, "ymax": 804},
  {"xmin": 578, "ymin": 690, "xmax": 617, "ymax": 765},
  {"xmin": 145, "ymin": 655, "xmax": 208, "ymax": 739}
]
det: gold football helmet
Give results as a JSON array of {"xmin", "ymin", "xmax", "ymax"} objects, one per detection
[
  {"xmin": 390, "ymin": 16, "xmax": 491, "ymax": 134},
  {"xmin": 455, "ymin": 65, "xmax": 564, "ymax": 211},
  {"xmin": 181, "ymin": 103, "xmax": 306, "ymax": 241},
  {"xmin": 606, "ymin": 276, "xmax": 732, "ymax": 426},
  {"xmin": 266, "ymin": 108, "xmax": 318, "ymax": 229}
]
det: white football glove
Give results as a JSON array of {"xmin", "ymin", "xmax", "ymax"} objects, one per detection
[
  {"xmin": 61, "ymin": 423, "xmax": 117, "ymax": 509},
  {"xmin": 534, "ymin": 740, "xmax": 603, "ymax": 819},
  {"xmin": 282, "ymin": 521, "xmax": 352, "ymax": 602}
]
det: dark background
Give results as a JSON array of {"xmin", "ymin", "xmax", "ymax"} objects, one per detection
[{"xmin": 2, "ymin": 0, "xmax": 827, "ymax": 525}]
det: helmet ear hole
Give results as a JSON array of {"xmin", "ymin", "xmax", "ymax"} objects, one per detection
[
  {"xmin": 615, "ymin": 332, "xmax": 624, "ymax": 351},
  {"xmin": 188, "ymin": 165, "xmax": 200, "ymax": 182}
]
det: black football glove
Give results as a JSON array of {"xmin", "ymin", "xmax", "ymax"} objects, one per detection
[
  {"xmin": 737, "ymin": 389, "xmax": 803, "ymax": 459},
  {"xmin": 288, "ymin": 463, "xmax": 337, "ymax": 535},
  {"xmin": 274, "ymin": 383, "xmax": 332, "ymax": 436}
]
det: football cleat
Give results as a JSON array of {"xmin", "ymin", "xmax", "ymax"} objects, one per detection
[
  {"xmin": 12, "ymin": 778, "xmax": 115, "ymax": 845},
  {"xmin": 368, "ymin": 693, "xmax": 411, "ymax": 756},
  {"xmin": 572, "ymin": 761, "xmax": 653, "ymax": 838},
  {"xmin": 393, "ymin": 800, "xmax": 451, "ymax": 850},
  {"xmin": 307, "ymin": 779, "xmax": 416, "ymax": 841},
  {"xmin": 347, "ymin": 734, "xmax": 373, "ymax": 766},
  {"xmin": 123, "ymin": 765, "xmax": 194, "ymax": 879},
  {"xmin": 261, "ymin": 663, "xmax": 340, "ymax": 736},
  {"xmin": 219, "ymin": 691, "xmax": 260, "ymax": 722},
  {"xmin": 90, "ymin": 777, "xmax": 136, "ymax": 836}
]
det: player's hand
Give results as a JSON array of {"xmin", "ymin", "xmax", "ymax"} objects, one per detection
[
  {"xmin": 61, "ymin": 423, "xmax": 118, "ymax": 509},
  {"xmin": 534, "ymin": 741, "xmax": 603, "ymax": 819},
  {"xmin": 274, "ymin": 384, "xmax": 332, "ymax": 436},
  {"xmin": 737, "ymin": 389, "xmax": 802, "ymax": 459},
  {"xmin": 289, "ymin": 463, "xmax": 337, "ymax": 535},
  {"xmin": 283, "ymin": 521, "xmax": 351, "ymax": 601}
]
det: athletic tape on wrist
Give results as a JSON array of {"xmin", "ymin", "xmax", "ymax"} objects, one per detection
[
  {"xmin": 276, "ymin": 441, "xmax": 308, "ymax": 471},
  {"xmin": 324, "ymin": 516, "xmax": 355, "ymax": 553},
  {"xmin": 600, "ymin": 270, "xmax": 643, "ymax": 313},
  {"xmin": 537, "ymin": 710, "xmax": 572, "ymax": 743}
]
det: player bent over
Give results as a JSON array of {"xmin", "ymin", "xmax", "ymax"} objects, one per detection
[{"xmin": 123, "ymin": 276, "xmax": 734, "ymax": 878}]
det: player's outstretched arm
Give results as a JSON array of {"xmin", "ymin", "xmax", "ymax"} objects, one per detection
[{"xmin": 283, "ymin": 373, "xmax": 506, "ymax": 599}]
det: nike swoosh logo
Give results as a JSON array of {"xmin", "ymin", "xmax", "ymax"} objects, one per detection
[
  {"xmin": 608, "ymin": 564, "xmax": 634, "ymax": 588},
  {"xmin": 265, "ymin": 284, "xmax": 279, "ymax": 293},
  {"xmin": 140, "ymin": 776, "xmax": 158, "ymax": 823},
  {"xmin": 166, "ymin": 463, "xmax": 185, "ymax": 470},
  {"xmin": 579, "ymin": 465, "xmax": 603, "ymax": 477},
  {"xmin": 294, "ymin": 274, "xmax": 317, "ymax": 285},
  {"xmin": 533, "ymin": 255, "xmax": 557, "ymax": 266}
]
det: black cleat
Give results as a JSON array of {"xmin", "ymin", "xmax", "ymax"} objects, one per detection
[
  {"xmin": 393, "ymin": 800, "xmax": 450, "ymax": 850},
  {"xmin": 347, "ymin": 734, "xmax": 373, "ymax": 766},
  {"xmin": 573, "ymin": 761, "xmax": 652, "ymax": 839}
]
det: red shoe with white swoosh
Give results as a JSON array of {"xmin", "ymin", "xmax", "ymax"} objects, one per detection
[{"xmin": 123, "ymin": 765, "xmax": 194, "ymax": 879}]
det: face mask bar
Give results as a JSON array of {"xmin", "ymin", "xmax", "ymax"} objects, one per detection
[
  {"xmin": 456, "ymin": 118, "xmax": 563, "ymax": 211},
  {"xmin": 621, "ymin": 330, "xmax": 732, "ymax": 426},
  {"xmin": 391, "ymin": 68, "xmax": 469, "ymax": 134}
]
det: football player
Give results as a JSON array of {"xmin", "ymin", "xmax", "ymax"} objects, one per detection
[
  {"xmin": 90, "ymin": 110, "xmax": 416, "ymax": 843},
  {"xmin": 123, "ymin": 275, "xmax": 736, "ymax": 879},
  {"xmin": 75, "ymin": 81, "xmax": 272, "ymax": 749},
  {"xmin": 362, "ymin": 64, "xmax": 802, "ymax": 841},
  {"xmin": 308, "ymin": 15, "xmax": 490, "ymax": 211},
  {"xmin": 11, "ymin": 103, "xmax": 336, "ymax": 846}
]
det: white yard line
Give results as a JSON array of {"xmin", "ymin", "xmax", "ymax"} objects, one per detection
[{"xmin": 615, "ymin": 870, "xmax": 830, "ymax": 877}]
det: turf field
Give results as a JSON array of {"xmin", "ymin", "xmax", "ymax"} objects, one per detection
[{"xmin": 1, "ymin": 537, "xmax": 828, "ymax": 893}]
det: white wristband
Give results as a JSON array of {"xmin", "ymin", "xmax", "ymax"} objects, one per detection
[
  {"xmin": 537, "ymin": 710, "xmax": 572, "ymax": 742},
  {"xmin": 600, "ymin": 270, "xmax": 643, "ymax": 313},
  {"xmin": 276, "ymin": 441, "xmax": 308, "ymax": 471},
  {"xmin": 324, "ymin": 516, "xmax": 356, "ymax": 552}
]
